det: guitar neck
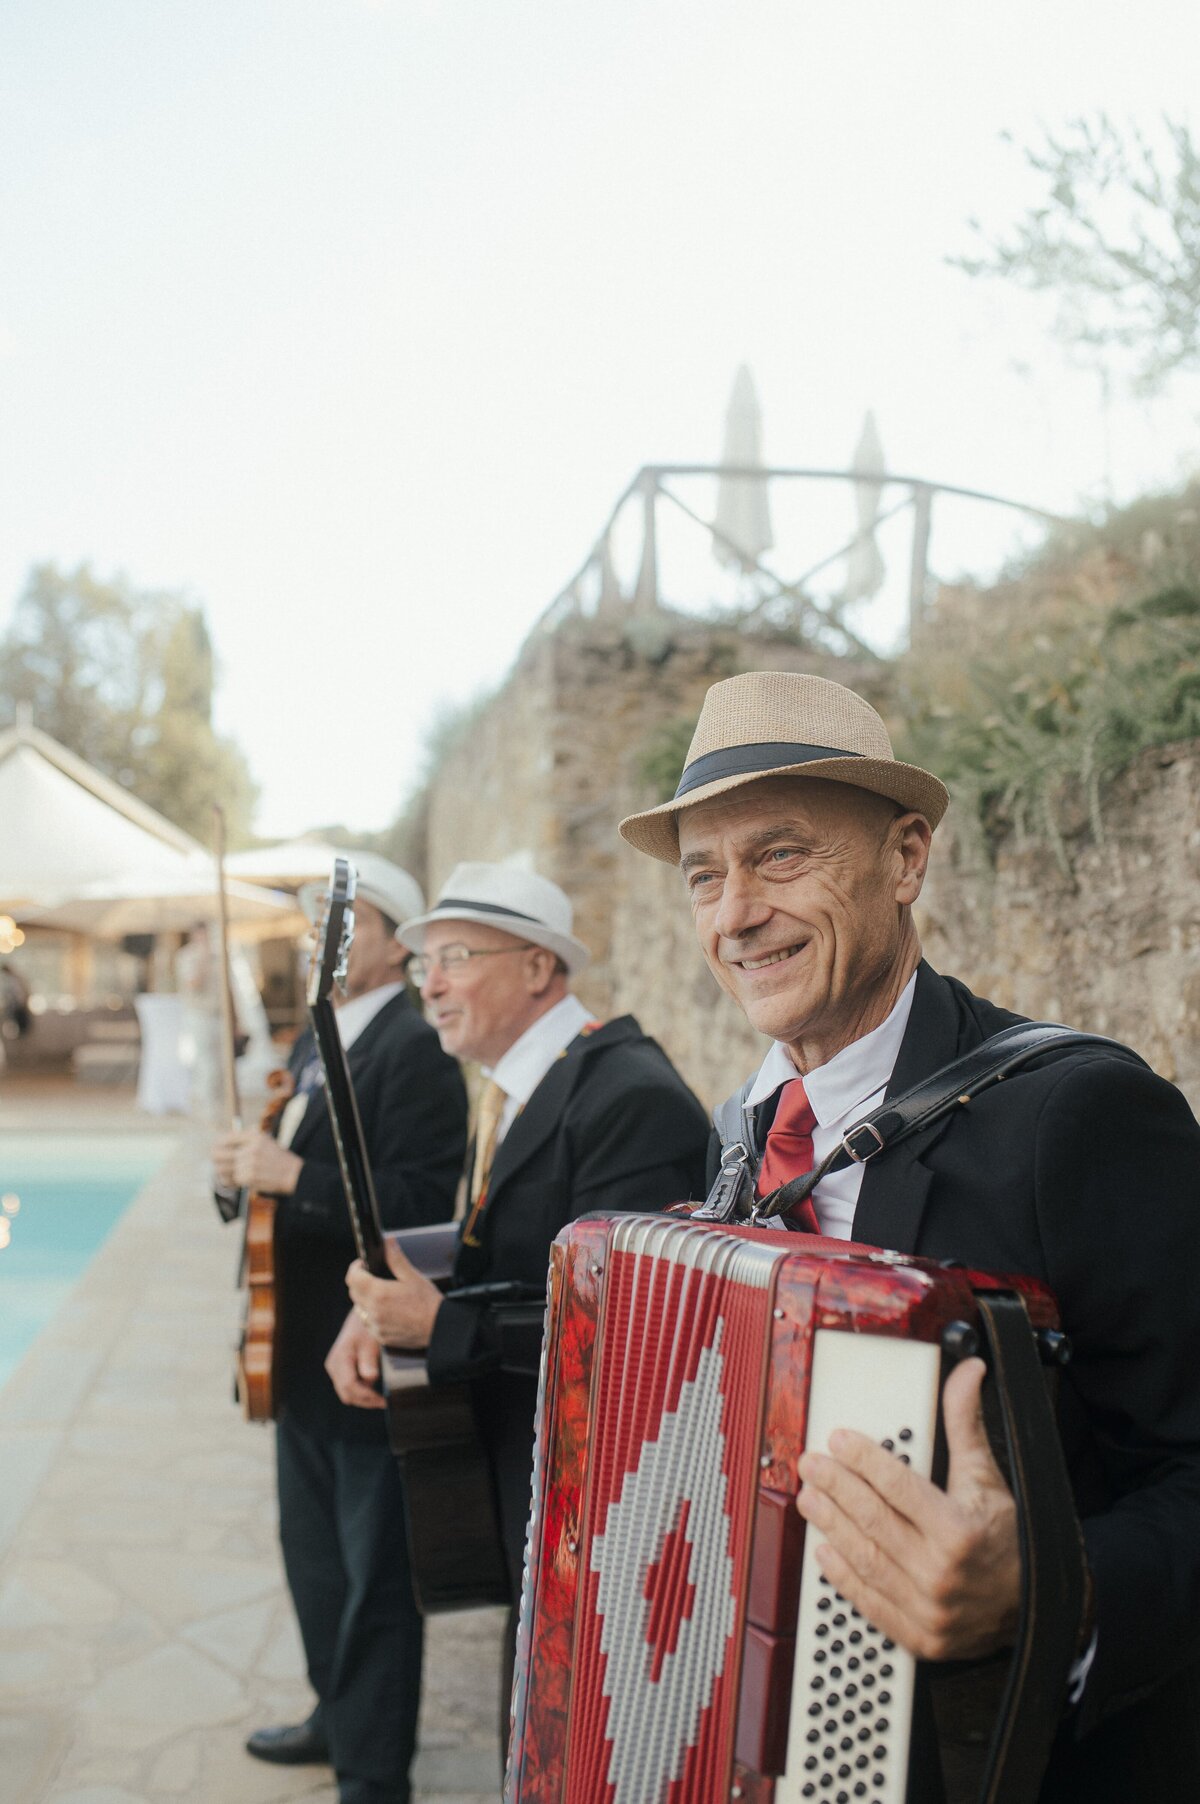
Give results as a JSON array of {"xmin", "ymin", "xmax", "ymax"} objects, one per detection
[{"xmin": 308, "ymin": 996, "xmax": 389, "ymax": 1279}]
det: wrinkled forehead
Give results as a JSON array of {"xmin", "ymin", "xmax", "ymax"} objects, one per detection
[
  {"xmin": 422, "ymin": 917, "xmax": 528, "ymax": 955},
  {"xmin": 675, "ymin": 774, "xmax": 886, "ymax": 861}
]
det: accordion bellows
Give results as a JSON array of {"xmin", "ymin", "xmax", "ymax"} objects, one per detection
[{"xmin": 506, "ymin": 1215, "xmax": 1058, "ymax": 1804}]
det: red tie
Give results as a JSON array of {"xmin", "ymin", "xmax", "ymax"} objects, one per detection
[{"xmin": 756, "ymin": 1077, "xmax": 821, "ymax": 1234}]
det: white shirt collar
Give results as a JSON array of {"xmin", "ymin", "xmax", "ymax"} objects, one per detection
[
  {"xmin": 487, "ymin": 993, "xmax": 593, "ymax": 1108},
  {"xmin": 744, "ymin": 971, "xmax": 918, "ymax": 1125},
  {"xmin": 336, "ymin": 981, "xmax": 406, "ymax": 1051}
]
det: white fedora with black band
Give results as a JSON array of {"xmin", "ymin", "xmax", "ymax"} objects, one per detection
[
  {"xmin": 298, "ymin": 851, "xmax": 425, "ymax": 933},
  {"xmin": 399, "ymin": 862, "xmax": 591, "ymax": 973},
  {"xmin": 619, "ymin": 671, "xmax": 950, "ymax": 864}
]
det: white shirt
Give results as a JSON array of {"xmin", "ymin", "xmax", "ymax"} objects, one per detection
[
  {"xmin": 336, "ymin": 980, "xmax": 407, "ymax": 1050},
  {"xmin": 745, "ymin": 973, "xmax": 918, "ymax": 1239},
  {"xmin": 487, "ymin": 993, "xmax": 593, "ymax": 1141}
]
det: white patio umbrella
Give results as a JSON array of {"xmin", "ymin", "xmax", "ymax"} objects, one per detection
[
  {"xmin": 224, "ymin": 838, "xmax": 344, "ymax": 888},
  {"xmin": 844, "ymin": 410, "xmax": 887, "ymax": 604},
  {"xmin": 712, "ymin": 364, "xmax": 774, "ymax": 573},
  {"xmin": 20, "ymin": 865, "xmax": 304, "ymax": 940}
]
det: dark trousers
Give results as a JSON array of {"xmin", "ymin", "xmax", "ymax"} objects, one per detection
[{"xmin": 276, "ymin": 1412, "xmax": 423, "ymax": 1804}]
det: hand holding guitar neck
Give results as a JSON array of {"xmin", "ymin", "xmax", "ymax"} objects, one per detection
[{"xmin": 346, "ymin": 1239, "xmax": 442, "ymax": 1350}]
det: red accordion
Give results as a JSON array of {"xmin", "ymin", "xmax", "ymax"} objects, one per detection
[{"xmin": 506, "ymin": 1214, "xmax": 1075, "ymax": 1804}]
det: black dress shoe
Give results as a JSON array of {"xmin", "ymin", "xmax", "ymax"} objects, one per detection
[{"xmin": 245, "ymin": 1712, "xmax": 330, "ymax": 1765}]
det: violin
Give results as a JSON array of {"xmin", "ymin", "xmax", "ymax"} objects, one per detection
[{"xmin": 235, "ymin": 1065, "xmax": 295, "ymax": 1422}]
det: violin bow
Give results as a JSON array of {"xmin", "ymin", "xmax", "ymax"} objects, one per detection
[{"xmin": 213, "ymin": 805, "xmax": 245, "ymax": 1223}]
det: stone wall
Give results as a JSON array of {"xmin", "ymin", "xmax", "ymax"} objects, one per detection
[
  {"xmin": 917, "ymin": 739, "xmax": 1200, "ymax": 1109},
  {"xmin": 426, "ymin": 619, "xmax": 1200, "ymax": 1114}
]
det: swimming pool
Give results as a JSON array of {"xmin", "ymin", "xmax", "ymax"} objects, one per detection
[{"xmin": 0, "ymin": 1133, "xmax": 175, "ymax": 1390}]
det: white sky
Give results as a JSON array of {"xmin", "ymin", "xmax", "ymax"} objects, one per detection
[{"xmin": 2, "ymin": 0, "xmax": 1198, "ymax": 837}]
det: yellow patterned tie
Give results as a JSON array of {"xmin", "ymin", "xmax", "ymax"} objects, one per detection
[{"xmin": 462, "ymin": 1079, "xmax": 507, "ymax": 1245}]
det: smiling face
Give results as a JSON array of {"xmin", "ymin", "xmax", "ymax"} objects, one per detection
[
  {"xmin": 677, "ymin": 775, "xmax": 931, "ymax": 1070},
  {"xmin": 419, "ymin": 919, "xmax": 566, "ymax": 1067}
]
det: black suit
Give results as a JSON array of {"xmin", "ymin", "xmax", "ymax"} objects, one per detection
[
  {"xmin": 711, "ymin": 962, "xmax": 1200, "ymax": 1802},
  {"xmin": 426, "ymin": 1014, "xmax": 711, "ymax": 1600},
  {"xmin": 273, "ymin": 989, "xmax": 467, "ymax": 1804}
]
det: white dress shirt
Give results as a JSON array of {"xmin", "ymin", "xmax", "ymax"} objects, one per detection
[
  {"xmin": 336, "ymin": 980, "xmax": 407, "ymax": 1050},
  {"xmin": 744, "ymin": 973, "xmax": 918, "ymax": 1239},
  {"xmin": 486, "ymin": 993, "xmax": 594, "ymax": 1142}
]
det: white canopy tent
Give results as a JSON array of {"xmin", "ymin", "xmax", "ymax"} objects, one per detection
[
  {"xmin": 0, "ymin": 720, "xmax": 201, "ymax": 913},
  {"xmin": 0, "ymin": 720, "xmax": 299, "ymax": 1108},
  {"xmin": 22, "ymin": 866, "xmax": 302, "ymax": 937}
]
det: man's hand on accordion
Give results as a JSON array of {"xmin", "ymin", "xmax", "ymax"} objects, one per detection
[{"xmin": 796, "ymin": 1355, "xmax": 1021, "ymax": 1663}]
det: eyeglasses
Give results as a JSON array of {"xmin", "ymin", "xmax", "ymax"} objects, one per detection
[{"xmin": 408, "ymin": 942, "xmax": 533, "ymax": 986}]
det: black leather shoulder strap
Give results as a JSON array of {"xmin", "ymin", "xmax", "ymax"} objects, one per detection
[
  {"xmin": 705, "ymin": 1023, "xmax": 1147, "ymax": 1225},
  {"xmin": 973, "ymin": 1292, "xmax": 1089, "ymax": 1803}
]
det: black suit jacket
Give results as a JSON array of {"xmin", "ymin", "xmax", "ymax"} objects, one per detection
[
  {"xmin": 711, "ymin": 961, "xmax": 1200, "ymax": 1800},
  {"xmin": 427, "ymin": 1015, "xmax": 711, "ymax": 1595},
  {"xmin": 275, "ymin": 989, "xmax": 467, "ymax": 1442}
]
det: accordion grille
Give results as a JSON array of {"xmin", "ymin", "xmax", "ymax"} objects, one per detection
[{"xmin": 564, "ymin": 1218, "xmax": 782, "ymax": 1804}]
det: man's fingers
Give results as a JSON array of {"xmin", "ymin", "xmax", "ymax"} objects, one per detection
[
  {"xmin": 799, "ymin": 1463, "xmax": 923, "ymax": 1598},
  {"xmin": 384, "ymin": 1237, "xmax": 414, "ymax": 1281},
  {"xmin": 809, "ymin": 1538, "xmax": 920, "ymax": 1655},
  {"xmin": 344, "ymin": 1379, "xmax": 386, "ymax": 1409},
  {"xmin": 356, "ymin": 1336, "xmax": 381, "ymax": 1382},
  {"xmin": 942, "ymin": 1358, "xmax": 1005, "ymax": 1494},
  {"xmin": 807, "ymin": 1432, "xmax": 942, "ymax": 1537}
]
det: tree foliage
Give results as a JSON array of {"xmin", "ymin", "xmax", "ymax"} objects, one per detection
[
  {"xmin": 953, "ymin": 114, "xmax": 1200, "ymax": 394},
  {"xmin": 0, "ymin": 562, "xmax": 258, "ymax": 844},
  {"xmin": 895, "ymin": 485, "xmax": 1200, "ymax": 872}
]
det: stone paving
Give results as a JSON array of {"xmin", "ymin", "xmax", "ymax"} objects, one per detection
[{"xmin": 0, "ymin": 1081, "xmax": 506, "ymax": 1804}]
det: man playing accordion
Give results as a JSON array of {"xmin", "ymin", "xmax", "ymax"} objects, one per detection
[{"xmin": 611, "ymin": 670, "xmax": 1200, "ymax": 1801}]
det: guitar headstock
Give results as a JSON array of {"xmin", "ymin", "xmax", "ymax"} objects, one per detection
[{"xmin": 306, "ymin": 858, "xmax": 357, "ymax": 1008}]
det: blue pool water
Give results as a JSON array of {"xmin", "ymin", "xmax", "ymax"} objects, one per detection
[{"xmin": 0, "ymin": 1133, "xmax": 174, "ymax": 1390}]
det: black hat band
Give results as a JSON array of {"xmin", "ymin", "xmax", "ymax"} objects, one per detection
[
  {"xmin": 674, "ymin": 740, "xmax": 862, "ymax": 800},
  {"xmin": 434, "ymin": 896, "xmax": 543, "ymax": 925}
]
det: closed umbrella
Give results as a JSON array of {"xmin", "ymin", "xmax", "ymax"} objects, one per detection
[
  {"xmin": 712, "ymin": 365, "xmax": 774, "ymax": 573},
  {"xmin": 844, "ymin": 410, "xmax": 887, "ymax": 604}
]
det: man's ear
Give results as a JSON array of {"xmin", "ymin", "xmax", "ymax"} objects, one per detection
[
  {"xmin": 894, "ymin": 813, "xmax": 932, "ymax": 905},
  {"xmin": 524, "ymin": 945, "xmax": 560, "ymax": 999}
]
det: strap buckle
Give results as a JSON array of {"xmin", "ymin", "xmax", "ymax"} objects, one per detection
[
  {"xmin": 841, "ymin": 1120, "xmax": 885, "ymax": 1164},
  {"xmin": 692, "ymin": 1142, "xmax": 752, "ymax": 1223}
]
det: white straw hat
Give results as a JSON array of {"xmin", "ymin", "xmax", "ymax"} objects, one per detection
[
  {"xmin": 400, "ymin": 862, "xmax": 590, "ymax": 973},
  {"xmin": 299, "ymin": 852, "xmax": 425, "ymax": 936},
  {"xmin": 619, "ymin": 671, "xmax": 949, "ymax": 864}
]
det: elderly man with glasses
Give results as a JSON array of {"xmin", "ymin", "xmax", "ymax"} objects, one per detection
[{"xmin": 327, "ymin": 862, "xmax": 710, "ymax": 1702}]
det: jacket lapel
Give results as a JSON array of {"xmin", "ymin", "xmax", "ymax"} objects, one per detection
[
  {"xmin": 851, "ymin": 963, "xmax": 964, "ymax": 1253},
  {"xmin": 289, "ymin": 992, "xmax": 407, "ymax": 1152},
  {"xmin": 485, "ymin": 1017, "xmax": 639, "ymax": 1201},
  {"xmin": 485, "ymin": 1051, "xmax": 581, "ymax": 1197}
]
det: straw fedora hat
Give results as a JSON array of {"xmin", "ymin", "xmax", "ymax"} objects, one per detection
[
  {"xmin": 619, "ymin": 671, "xmax": 949, "ymax": 864},
  {"xmin": 399, "ymin": 861, "xmax": 591, "ymax": 973}
]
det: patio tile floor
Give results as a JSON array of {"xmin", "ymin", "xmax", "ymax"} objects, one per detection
[{"xmin": 0, "ymin": 1084, "xmax": 505, "ymax": 1803}]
